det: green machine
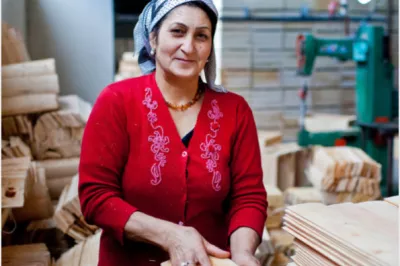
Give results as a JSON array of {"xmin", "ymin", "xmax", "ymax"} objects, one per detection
[{"xmin": 296, "ymin": 23, "xmax": 398, "ymax": 197}]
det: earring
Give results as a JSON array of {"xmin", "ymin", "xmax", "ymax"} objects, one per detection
[{"xmin": 150, "ymin": 48, "xmax": 156, "ymax": 56}]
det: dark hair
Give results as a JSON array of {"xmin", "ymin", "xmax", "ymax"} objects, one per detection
[{"xmin": 152, "ymin": 1, "xmax": 217, "ymax": 42}]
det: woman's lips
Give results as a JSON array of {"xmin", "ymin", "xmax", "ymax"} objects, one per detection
[{"xmin": 176, "ymin": 58, "xmax": 195, "ymax": 63}]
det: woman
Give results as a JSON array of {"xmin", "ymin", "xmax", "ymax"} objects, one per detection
[{"xmin": 78, "ymin": 1, "xmax": 268, "ymax": 265}]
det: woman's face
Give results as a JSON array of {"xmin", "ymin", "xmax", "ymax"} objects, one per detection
[{"xmin": 151, "ymin": 5, "xmax": 213, "ymax": 80}]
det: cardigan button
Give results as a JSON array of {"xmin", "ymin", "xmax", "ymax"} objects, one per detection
[
  {"xmin": 178, "ymin": 221, "xmax": 184, "ymax": 226},
  {"xmin": 182, "ymin": 151, "xmax": 188, "ymax": 157}
]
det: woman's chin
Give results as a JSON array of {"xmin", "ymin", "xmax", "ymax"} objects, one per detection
[{"xmin": 169, "ymin": 67, "xmax": 200, "ymax": 80}]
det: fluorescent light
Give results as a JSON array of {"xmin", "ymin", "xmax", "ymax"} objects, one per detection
[{"xmin": 358, "ymin": 0, "xmax": 371, "ymax": 4}]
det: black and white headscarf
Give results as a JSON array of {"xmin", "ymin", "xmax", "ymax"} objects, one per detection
[{"xmin": 133, "ymin": 0, "xmax": 227, "ymax": 93}]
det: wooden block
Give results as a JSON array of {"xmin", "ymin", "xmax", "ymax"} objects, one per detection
[
  {"xmin": 2, "ymin": 243, "xmax": 51, "ymax": 266},
  {"xmin": 2, "ymin": 58, "xmax": 56, "ymax": 79},
  {"xmin": 2, "ymin": 157, "xmax": 31, "ymax": 208},
  {"xmin": 304, "ymin": 113, "xmax": 356, "ymax": 132},
  {"xmin": 258, "ymin": 130, "xmax": 283, "ymax": 147},
  {"xmin": 36, "ymin": 158, "xmax": 79, "ymax": 179},
  {"xmin": 2, "ymin": 22, "xmax": 30, "ymax": 65},
  {"xmin": 265, "ymin": 185, "xmax": 284, "ymax": 207},
  {"xmin": 261, "ymin": 143, "xmax": 303, "ymax": 190},
  {"xmin": 2, "ymin": 74, "xmax": 60, "ymax": 97},
  {"xmin": 2, "ymin": 93, "xmax": 59, "ymax": 116},
  {"xmin": 162, "ymin": 257, "xmax": 237, "ymax": 266},
  {"xmin": 13, "ymin": 162, "xmax": 54, "ymax": 222},
  {"xmin": 284, "ymin": 187, "xmax": 322, "ymax": 205}
]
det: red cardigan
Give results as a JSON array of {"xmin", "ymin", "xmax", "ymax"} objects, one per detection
[{"xmin": 78, "ymin": 72, "xmax": 268, "ymax": 265}]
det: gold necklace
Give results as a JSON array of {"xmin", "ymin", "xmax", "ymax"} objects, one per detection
[{"xmin": 165, "ymin": 85, "xmax": 204, "ymax": 111}]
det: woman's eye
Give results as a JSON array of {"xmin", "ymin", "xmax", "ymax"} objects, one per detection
[
  {"xmin": 197, "ymin": 34, "xmax": 209, "ymax": 40},
  {"xmin": 171, "ymin": 29, "xmax": 184, "ymax": 35}
]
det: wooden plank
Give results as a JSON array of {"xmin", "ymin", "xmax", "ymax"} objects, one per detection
[
  {"xmin": 2, "ymin": 93, "xmax": 59, "ymax": 116},
  {"xmin": 384, "ymin": 196, "xmax": 400, "ymax": 207},
  {"xmin": 2, "ymin": 22, "xmax": 30, "ymax": 65},
  {"xmin": 2, "ymin": 74, "xmax": 60, "ymax": 97},
  {"xmin": 284, "ymin": 187, "xmax": 322, "ymax": 205},
  {"xmin": 258, "ymin": 130, "xmax": 283, "ymax": 147},
  {"xmin": 1, "ymin": 58, "xmax": 56, "ymax": 79},
  {"xmin": 36, "ymin": 158, "xmax": 79, "ymax": 179}
]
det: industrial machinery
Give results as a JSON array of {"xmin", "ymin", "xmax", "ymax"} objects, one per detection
[{"xmin": 296, "ymin": 23, "xmax": 398, "ymax": 196}]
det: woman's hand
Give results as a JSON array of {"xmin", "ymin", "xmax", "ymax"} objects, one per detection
[
  {"xmin": 231, "ymin": 251, "xmax": 260, "ymax": 266},
  {"xmin": 164, "ymin": 226, "xmax": 230, "ymax": 266}
]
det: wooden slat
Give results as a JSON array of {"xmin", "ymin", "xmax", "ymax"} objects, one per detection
[
  {"xmin": 2, "ymin": 243, "xmax": 51, "ymax": 266},
  {"xmin": 1, "ymin": 58, "xmax": 56, "ymax": 79},
  {"xmin": 2, "ymin": 93, "xmax": 59, "ymax": 116},
  {"xmin": 2, "ymin": 74, "xmax": 60, "ymax": 97}
]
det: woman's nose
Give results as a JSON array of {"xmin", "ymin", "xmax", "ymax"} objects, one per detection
[{"xmin": 180, "ymin": 36, "xmax": 195, "ymax": 54}]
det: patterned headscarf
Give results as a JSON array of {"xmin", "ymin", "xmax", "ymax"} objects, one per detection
[{"xmin": 133, "ymin": 0, "xmax": 227, "ymax": 93}]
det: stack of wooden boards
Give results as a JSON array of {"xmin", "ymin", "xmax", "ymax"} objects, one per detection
[
  {"xmin": 114, "ymin": 51, "xmax": 142, "ymax": 82},
  {"xmin": 283, "ymin": 196, "xmax": 399, "ymax": 266},
  {"xmin": 212, "ymin": 0, "xmax": 396, "ymax": 141},
  {"xmin": 307, "ymin": 146, "xmax": 382, "ymax": 204},
  {"xmin": 1, "ymin": 23, "xmax": 98, "ymax": 265},
  {"xmin": 2, "ymin": 58, "xmax": 60, "ymax": 116}
]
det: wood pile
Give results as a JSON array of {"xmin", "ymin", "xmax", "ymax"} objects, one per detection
[
  {"xmin": 2, "ymin": 58, "xmax": 60, "ymax": 116},
  {"xmin": 54, "ymin": 175, "xmax": 99, "ymax": 241},
  {"xmin": 114, "ymin": 51, "xmax": 142, "ymax": 81},
  {"xmin": 1, "ymin": 23, "xmax": 95, "ymax": 264},
  {"xmin": 54, "ymin": 231, "xmax": 101, "ymax": 266},
  {"xmin": 2, "ymin": 243, "xmax": 51, "ymax": 266},
  {"xmin": 283, "ymin": 198, "xmax": 399, "ymax": 266},
  {"xmin": 307, "ymin": 146, "xmax": 382, "ymax": 204},
  {"xmin": 32, "ymin": 95, "xmax": 91, "ymax": 160},
  {"xmin": 283, "ymin": 187, "xmax": 322, "ymax": 206}
]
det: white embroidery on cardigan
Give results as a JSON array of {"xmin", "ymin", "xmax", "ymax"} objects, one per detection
[
  {"xmin": 200, "ymin": 100, "xmax": 223, "ymax": 191},
  {"xmin": 142, "ymin": 87, "xmax": 170, "ymax": 186}
]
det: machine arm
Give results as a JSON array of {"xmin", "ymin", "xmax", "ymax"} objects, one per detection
[{"xmin": 296, "ymin": 34, "xmax": 355, "ymax": 76}]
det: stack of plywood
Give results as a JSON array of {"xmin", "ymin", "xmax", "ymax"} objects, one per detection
[
  {"xmin": 283, "ymin": 198, "xmax": 399, "ymax": 266},
  {"xmin": 2, "ymin": 157, "xmax": 32, "ymax": 208},
  {"xmin": 114, "ymin": 52, "xmax": 142, "ymax": 82},
  {"xmin": 37, "ymin": 158, "xmax": 80, "ymax": 201},
  {"xmin": 54, "ymin": 175, "xmax": 99, "ymax": 242},
  {"xmin": 307, "ymin": 146, "xmax": 382, "ymax": 204},
  {"xmin": 55, "ymin": 231, "xmax": 101, "ymax": 266},
  {"xmin": 32, "ymin": 95, "xmax": 91, "ymax": 160},
  {"xmin": 2, "ymin": 58, "xmax": 60, "ymax": 116},
  {"xmin": 2, "ymin": 136, "xmax": 32, "ymax": 159},
  {"xmin": 2, "ymin": 243, "xmax": 51, "ymax": 266},
  {"xmin": 2, "ymin": 22, "xmax": 30, "ymax": 65}
]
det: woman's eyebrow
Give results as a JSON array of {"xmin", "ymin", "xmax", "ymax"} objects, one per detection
[{"xmin": 170, "ymin": 22, "xmax": 210, "ymax": 31}]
